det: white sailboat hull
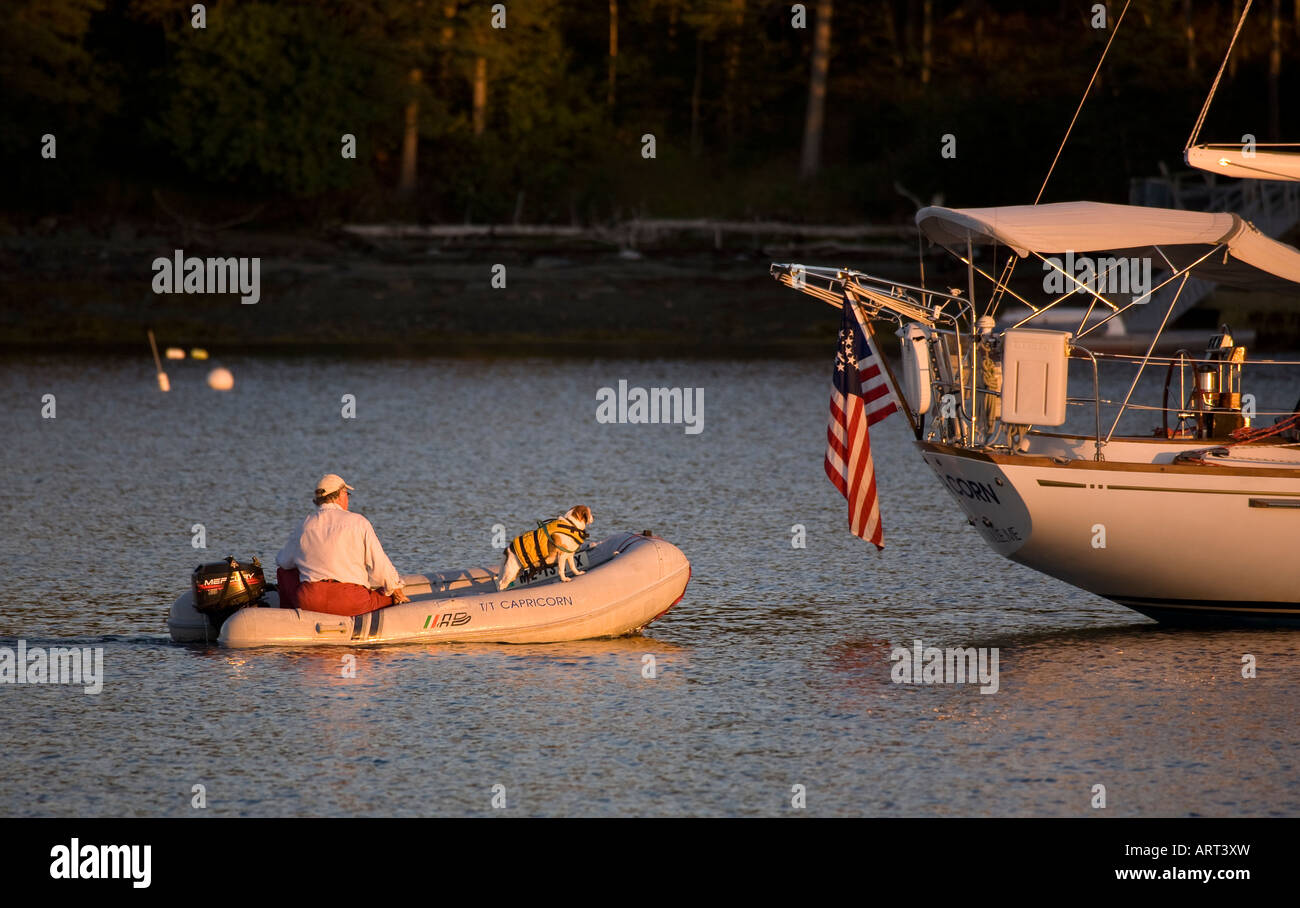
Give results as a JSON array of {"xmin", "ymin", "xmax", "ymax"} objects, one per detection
[{"xmin": 919, "ymin": 439, "xmax": 1300, "ymax": 625}]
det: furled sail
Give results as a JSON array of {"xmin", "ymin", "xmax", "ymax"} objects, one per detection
[
  {"xmin": 1185, "ymin": 144, "xmax": 1300, "ymax": 183},
  {"xmin": 1182, "ymin": 2, "xmax": 1298, "ymax": 184}
]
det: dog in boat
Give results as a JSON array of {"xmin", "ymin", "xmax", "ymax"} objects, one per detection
[{"xmin": 496, "ymin": 506, "xmax": 593, "ymax": 590}]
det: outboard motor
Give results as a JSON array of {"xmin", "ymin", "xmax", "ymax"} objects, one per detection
[{"xmin": 191, "ymin": 556, "xmax": 267, "ymax": 627}]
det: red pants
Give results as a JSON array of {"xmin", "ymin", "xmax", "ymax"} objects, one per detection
[
  {"xmin": 277, "ymin": 567, "xmax": 302, "ymax": 609},
  {"xmin": 277, "ymin": 567, "xmax": 392, "ymax": 616}
]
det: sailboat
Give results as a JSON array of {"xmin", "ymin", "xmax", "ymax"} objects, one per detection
[{"xmin": 771, "ymin": 5, "xmax": 1300, "ymax": 627}]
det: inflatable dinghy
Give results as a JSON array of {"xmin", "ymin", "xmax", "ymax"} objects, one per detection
[{"xmin": 168, "ymin": 531, "xmax": 690, "ymax": 647}]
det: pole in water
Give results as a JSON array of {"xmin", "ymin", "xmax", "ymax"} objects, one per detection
[{"xmin": 147, "ymin": 329, "xmax": 170, "ymax": 392}]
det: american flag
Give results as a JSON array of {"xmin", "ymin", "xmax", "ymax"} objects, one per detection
[{"xmin": 825, "ymin": 301, "xmax": 900, "ymax": 549}]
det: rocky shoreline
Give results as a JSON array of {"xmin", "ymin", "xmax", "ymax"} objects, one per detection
[
  {"xmin": 4, "ymin": 225, "xmax": 1297, "ymax": 357},
  {"xmin": 0, "ymin": 225, "xmax": 873, "ymax": 358}
]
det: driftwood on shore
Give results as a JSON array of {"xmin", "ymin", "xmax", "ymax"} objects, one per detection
[{"xmin": 340, "ymin": 218, "xmax": 913, "ymax": 250}]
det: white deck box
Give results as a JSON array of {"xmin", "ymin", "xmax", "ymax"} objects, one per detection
[{"xmin": 1001, "ymin": 329, "xmax": 1070, "ymax": 426}]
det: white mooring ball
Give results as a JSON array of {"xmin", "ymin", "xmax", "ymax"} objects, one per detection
[{"xmin": 207, "ymin": 367, "xmax": 235, "ymax": 391}]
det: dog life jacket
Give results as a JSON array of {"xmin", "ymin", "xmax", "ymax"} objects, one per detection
[{"xmin": 509, "ymin": 519, "xmax": 588, "ymax": 571}]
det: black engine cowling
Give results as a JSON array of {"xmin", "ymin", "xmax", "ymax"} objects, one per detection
[{"xmin": 191, "ymin": 556, "xmax": 267, "ymax": 625}]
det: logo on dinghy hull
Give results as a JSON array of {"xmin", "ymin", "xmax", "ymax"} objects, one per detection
[{"xmin": 423, "ymin": 612, "xmax": 472, "ymax": 629}]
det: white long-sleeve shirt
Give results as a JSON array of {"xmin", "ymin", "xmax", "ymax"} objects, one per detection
[{"xmin": 276, "ymin": 503, "xmax": 403, "ymax": 594}]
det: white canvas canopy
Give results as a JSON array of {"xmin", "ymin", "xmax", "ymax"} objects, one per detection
[
  {"xmin": 916, "ymin": 201, "xmax": 1300, "ymax": 288},
  {"xmin": 1185, "ymin": 145, "xmax": 1300, "ymax": 182}
]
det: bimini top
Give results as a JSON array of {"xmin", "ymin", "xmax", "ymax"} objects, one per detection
[{"xmin": 915, "ymin": 201, "xmax": 1300, "ymax": 288}]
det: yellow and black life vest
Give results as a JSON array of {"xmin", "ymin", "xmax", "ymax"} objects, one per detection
[{"xmin": 509, "ymin": 519, "xmax": 589, "ymax": 571}]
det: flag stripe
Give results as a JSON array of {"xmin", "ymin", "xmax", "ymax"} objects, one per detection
[
  {"xmin": 861, "ymin": 383, "xmax": 893, "ymax": 406},
  {"xmin": 824, "ymin": 303, "xmax": 898, "ymax": 550}
]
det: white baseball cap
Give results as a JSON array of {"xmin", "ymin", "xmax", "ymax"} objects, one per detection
[{"xmin": 315, "ymin": 473, "xmax": 355, "ymax": 497}]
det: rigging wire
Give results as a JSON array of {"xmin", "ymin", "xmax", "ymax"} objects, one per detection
[
  {"xmin": 1186, "ymin": 0, "xmax": 1255, "ymax": 151},
  {"xmin": 986, "ymin": 1, "xmax": 1133, "ymax": 318},
  {"xmin": 1035, "ymin": 0, "xmax": 1132, "ymax": 205}
]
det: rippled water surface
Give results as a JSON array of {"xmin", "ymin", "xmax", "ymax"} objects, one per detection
[{"xmin": 1, "ymin": 354, "xmax": 1298, "ymax": 816}]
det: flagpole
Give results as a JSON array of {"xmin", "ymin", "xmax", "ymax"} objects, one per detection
[{"xmin": 853, "ymin": 302, "xmax": 921, "ymax": 440}]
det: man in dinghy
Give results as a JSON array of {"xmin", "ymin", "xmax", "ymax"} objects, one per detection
[{"xmin": 275, "ymin": 473, "xmax": 410, "ymax": 615}]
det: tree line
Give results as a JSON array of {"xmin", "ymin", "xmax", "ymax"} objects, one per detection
[{"xmin": 2, "ymin": 0, "xmax": 1296, "ymax": 228}]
